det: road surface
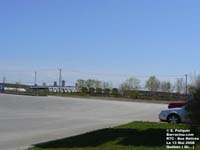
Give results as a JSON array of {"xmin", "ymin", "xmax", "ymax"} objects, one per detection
[{"xmin": 0, "ymin": 94, "xmax": 167, "ymax": 150}]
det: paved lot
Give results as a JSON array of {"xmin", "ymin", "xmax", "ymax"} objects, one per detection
[{"xmin": 0, "ymin": 94, "xmax": 167, "ymax": 150}]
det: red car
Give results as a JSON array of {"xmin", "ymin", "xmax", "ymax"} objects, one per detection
[{"xmin": 168, "ymin": 101, "xmax": 187, "ymax": 109}]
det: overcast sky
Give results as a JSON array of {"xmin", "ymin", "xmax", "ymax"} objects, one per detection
[{"xmin": 0, "ymin": 0, "xmax": 200, "ymax": 86}]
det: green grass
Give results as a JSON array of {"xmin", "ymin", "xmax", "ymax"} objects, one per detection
[{"xmin": 29, "ymin": 121, "xmax": 200, "ymax": 150}]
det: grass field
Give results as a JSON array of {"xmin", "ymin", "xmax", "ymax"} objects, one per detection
[{"xmin": 29, "ymin": 121, "xmax": 200, "ymax": 150}]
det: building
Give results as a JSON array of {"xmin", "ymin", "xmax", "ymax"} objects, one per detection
[
  {"xmin": 62, "ymin": 80, "xmax": 65, "ymax": 87},
  {"xmin": 53, "ymin": 81, "xmax": 57, "ymax": 87}
]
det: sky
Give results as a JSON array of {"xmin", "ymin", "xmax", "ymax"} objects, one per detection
[{"xmin": 0, "ymin": 0, "xmax": 200, "ymax": 86}]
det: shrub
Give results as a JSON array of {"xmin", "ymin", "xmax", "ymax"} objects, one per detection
[
  {"xmin": 96, "ymin": 88, "xmax": 102, "ymax": 95},
  {"xmin": 129, "ymin": 91, "xmax": 138, "ymax": 99},
  {"xmin": 89, "ymin": 87, "xmax": 95, "ymax": 95},
  {"xmin": 81, "ymin": 87, "xmax": 88, "ymax": 93},
  {"xmin": 188, "ymin": 87, "xmax": 200, "ymax": 126},
  {"xmin": 103, "ymin": 88, "xmax": 110, "ymax": 96},
  {"xmin": 112, "ymin": 88, "xmax": 119, "ymax": 97}
]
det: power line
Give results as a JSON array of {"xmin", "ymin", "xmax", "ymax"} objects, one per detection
[
  {"xmin": 37, "ymin": 68, "xmax": 58, "ymax": 72},
  {"xmin": 0, "ymin": 68, "xmax": 188, "ymax": 86},
  {"xmin": 62, "ymin": 69, "xmax": 186, "ymax": 78},
  {"xmin": 0, "ymin": 68, "xmax": 186, "ymax": 78}
]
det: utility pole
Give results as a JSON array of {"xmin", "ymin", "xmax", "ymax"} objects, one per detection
[
  {"xmin": 185, "ymin": 74, "xmax": 188, "ymax": 96},
  {"xmin": 59, "ymin": 68, "xmax": 62, "ymax": 93},
  {"xmin": 34, "ymin": 71, "xmax": 37, "ymax": 86},
  {"xmin": 2, "ymin": 76, "xmax": 6, "ymax": 84}
]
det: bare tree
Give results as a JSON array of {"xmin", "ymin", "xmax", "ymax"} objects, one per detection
[
  {"xmin": 174, "ymin": 78, "xmax": 185, "ymax": 94},
  {"xmin": 120, "ymin": 77, "xmax": 140, "ymax": 91},
  {"xmin": 160, "ymin": 81, "xmax": 172, "ymax": 92},
  {"xmin": 145, "ymin": 76, "xmax": 160, "ymax": 91},
  {"xmin": 187, "ymin": 73, "xmax": 200, "ymax": 95},
  {"xmin": 76, "ymin": 79, "xmax": 86, "ymax": 88},
  {"xmin": 189, "ymin": 73, "xmax": 200, "ymax": 88},
  {"xmin": 85, "ymin": 79, "xmax": 94, "ymax": 88},
  {"xmin": 102, "ymin": 81, "xmax": 113, "ymax": 89},
  {"xmin": 76, "ymin": 79, "xmax": 103, "ymax": 89},
  {"xmin": 93, "ymin": 80, "xmax": 102, "ymax": 89},
  {"xmin": 15, "ymin": 82, "xmax": 20, "ymax": 92}
]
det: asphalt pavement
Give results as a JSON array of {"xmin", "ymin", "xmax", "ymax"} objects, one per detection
[{"xmin": 0, "ymin": 94, "xmax": 167, "ymax": 150}]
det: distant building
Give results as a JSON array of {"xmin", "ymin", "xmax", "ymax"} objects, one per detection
[
  {"xmin": 42, "ymin": 82, "xmax": 47, "ymax": 86},
  {"xmin": 62, "ymin": 80, "xmax": 65, "ymax": 87},
  {"xmin": 53, "ymin": 81, "xmax": 57, "ymax": 87}
]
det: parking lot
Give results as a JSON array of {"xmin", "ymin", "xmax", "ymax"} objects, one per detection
[{"xmin": 0, "ymin": 94, "xmax": 167, "ymax": 150}]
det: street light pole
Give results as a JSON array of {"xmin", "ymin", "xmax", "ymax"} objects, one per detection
[
  {"xmin": 34, "ymin": 71, "xmax": 37, "ymax": 86},
  {"xmin": 185, "ymin": 74, "xmax": 188, "ymax": 96},
  {"xmin": 59, "ymin": 69, "xmax": 62, "ymax": 93}
]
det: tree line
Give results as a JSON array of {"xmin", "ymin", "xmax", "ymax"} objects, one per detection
[{"xmin": 75, "ymin": 76, "xmax": 187, "ymax": 94}]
